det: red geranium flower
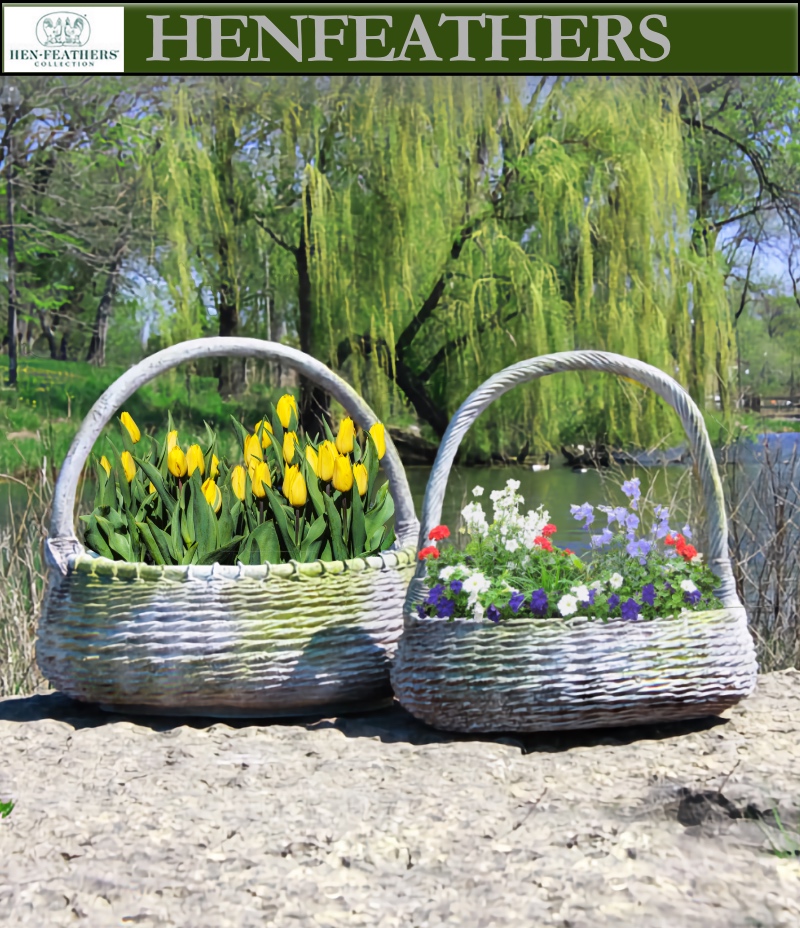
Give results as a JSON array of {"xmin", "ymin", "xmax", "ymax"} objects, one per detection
[
  {"xmin": 680, "ymin": 544, "xmax": 698, "ymax": 561},
  {"xmin": 541, "ymin": 523, "xmax": 557, "ymax": 536},
  {"xmin": 418, "ymin": 546, "xmax": 440, "ymax": 560},
  {"xmin": 428, "ymin": 525, "xmax": 450, "ymax": 541},
  {"xmin": 563, "ymin": 548, "xmax": 574, "ymax": 556},
  {"xmin": 533, "ymin": 535, "xmax": 553, "ymax": 552}
]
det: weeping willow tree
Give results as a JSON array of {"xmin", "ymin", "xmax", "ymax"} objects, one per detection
[{"xmin": 149, "ymin": 75, "xmax": 733, "ymax": 453}]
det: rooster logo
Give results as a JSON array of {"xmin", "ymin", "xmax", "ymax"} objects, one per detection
[{"xmin": 36, "ymin": 11, "xmax": 91, "ymax": 47}]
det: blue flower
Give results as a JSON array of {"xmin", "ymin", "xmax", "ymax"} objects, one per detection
[
  {"xmin": 626, "ymin": 538, "xmax": 652, "ymax": 563},
  {"xmin": 641, "ymin": 583, "xmax": 656, "ymax": 607},
  {"xmin": 530, "ymin": 588, "xmax": 549, "ymax": 616},
  {"xmin": 591, "ymin": 526, "xmax": 614, "ymax": 547},
  {"xmin": 450, "ymin": 579, "xmax": 463, "ymax": 595},
  {"xmin": 486, "ymin": 604, "xmax": 502, "ymax": 623},
  {"xmin": 607, "ymin": 593, "xmax": 620, "ymax": 610},
  {"xmin": 664, "ymin": 581, "xmax": 674, "ymax": 594},
  {"xmin": 570, "ymin": 502, "xmax": 594, "ymax": 528},
  {"xmin": 625, "ymin": 513, "xmax": 640, "ymax": 532},
  {"xmin": 684, "ymin": 589, "xmax": 702, "ymax": 606},
  {"xmin": 621, "ymin": 478, "xmax": 641, "ymax": 509},
  {"xmin": 611, "ymin": 506, "xmax": 629, "ymax": 526},
  {"xmin": 509, "ymin": 591, "xmax": 526, "ymax": 614},
  {"xmin": 587, "ymin": 589, "xmax": 597, "ymax": 606},
  {"xmin": 417, "ymin": 604, "xmax": 427, "ymax": 618},
  {"xmin": 425, "ymin": 584, "xmax": 445, "ymax": 606},
  {"xmin": 682, "ymin": 524, "xmax": 693, "ymax": 540},
  {"xmin": 621, "ymin": 598, "xmax": 641, "ymax": 621},
  {"xmin": 437, "ymin": 598, "xmax": 456, "ymax": 619}
]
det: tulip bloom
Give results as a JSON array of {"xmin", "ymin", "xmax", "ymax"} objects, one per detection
[
  {"xmin": 305, "ymin": 445, "xmax": 319, "ymax": 476},
  {"xmin": 369, "ymin": 422, "xmax": 386, "ymax": 459},
  {"xmin": 253, "ymin": 419, "xmax": 274, "ymax": 448},
  {"xmin": 335, "ymin": 417, "xmax": 355, "ymax": 455},
  {"xmin": 186, "ymin": 444, "xmax": 205, "ymax": 477},
  {"xmin": 283, "ymin": 464, "xmax": 307, "ymax": 508},
  {"xmin": 99, "ymin": 455, "xmax": 111, "ymax": 477},
  {"xmin": 318, "ymin": 441, "xmax": 337, "ymax": 482},
  {"xmin": 283, "ymin": 431, "xmax": 298, "ymax": 465},
  {"xmin": 168, "ymin": 446, "xmax": 188, "ymax": 478},
  {"xmin": 276, "ymin": 394, "xmax": 298, "ymax": 430},
  {"xmin": 252, "ymin": 461, "xmax": 272, "ymax": 498},
  {"xmin": 231, "ymin": 465, "xmax": 247, "ymax": 501},
  {"xmin": 332, "ymin": 454, "xmax": 354, "ymax": 493},
  {"xmin": 202, "ymin": 478, "xmax": 222, "ymax": 513},
  {"xmin": 120, "ymin": 450, "xmax": 136, "ymax": 484},
  {"xmin": 148, "ymin": 482, "xmax": 156, "ymax": 495},
  {"xmin": 167, "ymin": 430, "xmax": 179, "ymax": 453},
  {"xmin": 120, "ymin": 411, "xmax": 141, "ymax": 444},
  {"xmin": 353, "ymin": 462, "xmax": 368, "ymax": 497},
  {"xmin": 210, "ymin": 454, "xmax": 220, "ymax": 479},
  {"xmin": 244, "ymin": 433, "xmax": 263, "ymax": 467}
]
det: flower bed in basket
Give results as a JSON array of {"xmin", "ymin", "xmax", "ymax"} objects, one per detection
[
  {"xmin": 37, "ymin": 337, "xmax": 419, "ymax": 718},
  {"xmin": 390, "ymin": 350, "xmax": 757, "ymax": 733}
]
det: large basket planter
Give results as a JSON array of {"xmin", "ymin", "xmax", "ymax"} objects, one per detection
[
  {"xmin": 37, "ymin": 337, "xmax": 419, "ymax": 717},
  {"xmin": 391, "ymin": 350, "xmax": 758, "ymax": 733}
]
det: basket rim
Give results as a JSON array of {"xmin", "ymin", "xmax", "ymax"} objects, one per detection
[{"xmin": 64, "ymin": 543, "xmax": 417, "ymax": 582}]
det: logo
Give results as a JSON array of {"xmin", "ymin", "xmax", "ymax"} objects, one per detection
[{"xmin": 36, "ymin": 12, "xmax": 91, "ymax": 48}]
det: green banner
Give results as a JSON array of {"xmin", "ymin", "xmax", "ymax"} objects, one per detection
[
  {"xmin": 123, "ymin": 4, "xmax": 798, "ymax": 73},
  {"xmin": 2, "ymin": 4, "xmax": 798, "ymax": 74}
]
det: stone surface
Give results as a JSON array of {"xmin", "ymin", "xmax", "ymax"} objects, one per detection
[{"xmin": 1, "ymin": 671, "xmax": 799, "ymax": 927}]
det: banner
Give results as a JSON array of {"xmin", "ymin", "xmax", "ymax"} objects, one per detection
[{"xmin": 2, "ymin": 3, "xmax": 798, "ymax": 74}]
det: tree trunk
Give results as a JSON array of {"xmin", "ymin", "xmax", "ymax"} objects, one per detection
[
  {"xmin": 296, "ymin": 222, "xmax": 329, "ymax": 438},
  {"xmin": 215, "ymin": 234, "xmax": 247, "ymax": 397},
  {"xmin": 39, "ymin": 312, "xmax": 59, "ymax": 359},
  {"xmin": 86, "ymin": 238, "xmax": 127, "ymax": 366}
]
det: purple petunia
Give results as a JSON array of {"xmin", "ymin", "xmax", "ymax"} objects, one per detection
[
  {"xmin": 621, "ymin": 598, "xmax": 641, "ymax": 621},
  {"xmin": 417, "ymin": 604, "xmax": 427, "ymax": 618},
  {"xmin": 684, "ymin": 589, "xmax": 702, "ymax": 606},
  {"xmin": 530, "ymin": 588, "xmax": 549, "ymax": 616},
  {"xmin": 486, "ymin": 604, "xmax": 502, "ymax": 623},
  {"xmin": 571, "ymin": 502, "xmax": 595, "ymax": 528},
  {"xmin": 450, "ymin": 579, "xmax": 463, "ymax": 595},
  {"xmin": 425, "ymin": 584, "xmax": 444, "ymax": 606},
  {"xmin": 437, "ymin": 598, "xmax": 456, "ymax": 618},
  {"xmin": 607, "ymin": 593, "xmax": 620, "ymax": 610},
  {"xmin": 664, "ymin": 581, "xmax": 674, "ymax": 594},
  {"xmin": 641, "ymin": 583, "xmax": 656, "ymax": 607},
  {"xmin": 586, "ymin": 588, "xmax": 597, "ymax": 606},
  {"xmin": 509, "ymin": 591, "xmax": 526, "ymax": 614},
  {"xmin": 621, "ymin": 478, "xmax": 641, "ymax": 509}
]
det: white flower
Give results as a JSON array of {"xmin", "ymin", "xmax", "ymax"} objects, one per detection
[
  {"xmin": 558, "ymin": 594, "xmax": 579, "ymax": 617},
  {"xmin": 609, "ymin": 573, "xmax": 624, "ymax": 590},
  {"xmin": 680, "ymin": 579, "xmax": 697, "ymax": 593},
  {"xmin": 473, "ymin": 601, "xmax": 485, "ymax": 621},
  {"xmin": 439, "ymin": 566, "xmax": 456, "ymax": 580},
  {"xmin": 506, "ymin": 479, "xmax": 521, "ymax": 491},
  {"xmin": 505, "ymin": 539, "xmax": 519, "ymax": 553},
  {"xmin": 590, "ymin": 580, "xmax": 604, "ymax": 590},
  {"xmin": 572, "ymin": 585, "xmax": 590, "ymax": 603},
  {"xmin": 691, "ymin": 553, "xmax": 704, "ymax": 566},
  {"xmin": 472, "ymin": 485, "xmax": 484, "ymax": 497}
]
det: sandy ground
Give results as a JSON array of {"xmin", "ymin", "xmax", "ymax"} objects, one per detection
[{"xmin": 1, "ymin": 670, "xmax": 799, "ymax": 928}]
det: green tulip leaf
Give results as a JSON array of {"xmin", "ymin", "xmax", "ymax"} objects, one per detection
[
  {"xmin": 350, "ymin": 487, "xmax": 367, "ymax": 558},
  {"xmin": 136, "ymin": 520, "xmax": 166, "ymax": 565},
  {"xmin": 300, "ymin": 514, "xmax": 328, "ymax": 562},
  {"xmin": 323, "ymin": 494, "xmax": 348, "ymax": 562},
  {"xmin": 134, "ymin": 456, "xmax": 176, "ymax": 516},
  {"xmin": 265, "ymin": 486, "xmax": 298, "ymax": 560}
]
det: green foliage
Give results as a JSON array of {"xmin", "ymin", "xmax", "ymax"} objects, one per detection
[
  {"xmin": 79, "ymin": 403, "xmax": 395, "ymax": 566},
  {"xmin": 0, "ymin": 800, "xmax": 14, "ymax": 818}
]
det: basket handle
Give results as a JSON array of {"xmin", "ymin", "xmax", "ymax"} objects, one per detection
[
  {"xmin": 47, "ymin": 337, "xmax": 419, "ymax": 574},
  {"xmin": 411, "ymin": 350, "xmax": 739, "ymax": 608}
]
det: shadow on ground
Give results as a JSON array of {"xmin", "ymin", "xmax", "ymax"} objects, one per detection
[{"xmin": 0, "ymin": 687, "xmax": 728, "ymax": 755}]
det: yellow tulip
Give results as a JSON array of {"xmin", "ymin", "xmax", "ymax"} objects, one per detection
[
  {"xmin": 186, "ymin": 444, "xmax": 205, "ymax": 477},
  {"xmin": 318, "ymin": 440, "xmax": 337, "ymax": 482},
  {"xmin": 168, "ymin": 446, "xmax": 187, "ymax": 478},
  {"xmin": 305, "ymin": 445, "xmax": 319, "ymax": 476},
  {"xmin": 283, "ymin": 464, "xmax": 307, "ymax": 508},
  {"xmin": 148, "ymin": 482, "xmax": 156, "ymax": 495},
  {"xmin": 244, "ymin": 433, "xmax": 263, "ymax": 467},
  {"xmin": 99, "ymin": 455, "xmax": 111, "ymax": 477},
  {"xmin": 120, "ymin": 450, "xmax": 136, "ymax": 484},
  {"xmin": 276, "ymin": 394, "xmax": 298, "ymax": 430},
  {"xmin": 210, "ymin": 454, "xmax": 219, "ymax": 479},
  {"xmin": 120, "ymin": 411, "xmax": 141, "ymax": 444},
  {"xmin": 231, "ymin": 465, "xmax": 247, "ymax": 501},
  {"xmin": 335, "ymin": 417, "xmax": 355, "ymax": 455},
  {"xmin": 353, "ymin": 462, "xmax": 368, "ymax": 497},
  {"xmin": 332, "ymin": 454, "xmax": 354, "ymax": 493},
  {"xmin": 202, "ymin": 478, "xmax": 222, "ymax": 513},
  {"xmin": 369, "ymin": 422, "xmax": 386, "ymax": 460},
  {"xmin": 167, "ymin": 430, "xmax": 179, "ymax": 453},
  {"xmin": 253, "ymin": 419, "xmax": 274, "ymax": 448},
  {"xmin": 252, "ymin": 461, "xmax": 272, "ymax": 498},
  {"xmin": 283, "ymin": 431, "xmax": 298, "ymax": 465}
]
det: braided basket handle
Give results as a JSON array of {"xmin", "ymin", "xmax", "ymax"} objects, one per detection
[
  {"xmin": 413, "ymin": 350, "xmax": 740, "ymax": 608},
  {"xmin": 47, "ymin": 337, "xmax": 419, "ymax": 574}
]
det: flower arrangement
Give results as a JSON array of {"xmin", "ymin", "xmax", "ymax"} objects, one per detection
[
  {"xmin": 416, "ymin": 477, "xmax": 722, "ymax": 623},
  {"xmin": 81, "ymin": 396, "xmax": 395, "ymax": 566}
]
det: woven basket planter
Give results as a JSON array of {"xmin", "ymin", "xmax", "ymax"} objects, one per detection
[
  {"xmin": 391, "ymin": 350, "xmax": 758, "ymax": 733},
  {"xmin": 37, "ymin": 337, "xmax": 419, "ymax": 718}
]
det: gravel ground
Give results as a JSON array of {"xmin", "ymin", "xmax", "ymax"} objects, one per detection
[{"xmin": 1, "ymin": 670, "xmax": 799, "ymax": 928}]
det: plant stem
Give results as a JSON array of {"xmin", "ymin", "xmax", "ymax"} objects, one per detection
[{"xmin": 294, "ymin": 509, "xmax": 300, "ymax": 547}]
